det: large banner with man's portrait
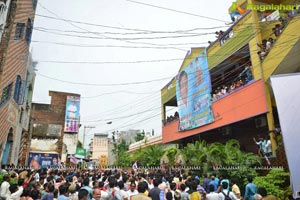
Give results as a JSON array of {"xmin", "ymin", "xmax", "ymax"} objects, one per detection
[
  {"xmin": 28, "ymin": 152, "xmax": 60, "ymax": 169},
  {"xmin": 64, "ymin": 96, "xmax": 80, "ymax": 133},
  {"xmin": 176, "ymin": 50, "xmax": 214, "ymax": 131}
]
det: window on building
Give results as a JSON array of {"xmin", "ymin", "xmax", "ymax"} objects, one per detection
[
  {"xmin": 19, "ymin": 107, "xmax": 24, "ymax": 123},
  {"xmin": 25, "ymin": 18, "xmax": 32, "ymax": 45},
  {"xmin": 0, "ymin": 83, "xmax": 13, "ymax": 107},
  {"xmin": 14, "ymin": 23, "xmax": 25, "ymax": 40},
  {"xmin": 32, "ymin": 0, "xmax": 38, "ymax": 11},
  {"xmin": 13, "ymin": 76, "xmax": 22, "ymax": 103}
]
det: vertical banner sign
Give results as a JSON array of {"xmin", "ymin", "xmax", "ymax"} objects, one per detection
[
  {"xmin": 176, "ymin": 50, "xmax": 214, "ymax": 131},
  {"xmin": 270, "ymin": 73, "xmax": 300, "ymax": 199},
  {"xmin": 64, "ymin": 96, "xmax": 80, "ymax": 133},
  {"xmin": 75, "ymin": 147, "xmax": 86, "ymax": 159}
]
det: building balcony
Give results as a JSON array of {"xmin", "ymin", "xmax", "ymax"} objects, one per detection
[
  {"xmin": 259, "ymin": 16, "xmax": 300, "ymax": 80},
  {"xmin": 128, "ymin": 134, "xmax": 162, "ymax": 153},
  {"xmin": 207, "ymin": 10, "xmax": 254, "ymax": 69},
  {"xmin": 162, "ymin": 79, "xmax": 268, "ymax": 143}
]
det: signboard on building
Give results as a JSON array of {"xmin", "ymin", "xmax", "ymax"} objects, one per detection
[
  {"xmin": 270, "ymin": 73, "xmax": 300, "ymax": 199},
  {"xmin": 32, "ymin": 124, "xmax": 62, "ymax": 137},
  {"xmin": 176, "ymin": 50, "xmax": 214, "ymax": 131},
  {"xmin": 264, "ymin": 10, "xmax": 280, "ymax": 21},
  {"xmin": 64, "ymin": 96, "xmax": 80, "ymax": 133},
  {"xmin": 63, "ymin": 133, "xmax": 77, "ymax": 154},
  {"xmin": 30, "ymin": 139, "xmax": 58, "ymax": 152},
  {"xmin": 28, "ymin": 152, "xmax": 59, "ymax": 169}
]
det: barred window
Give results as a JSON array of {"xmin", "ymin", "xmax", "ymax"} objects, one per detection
[
  {"xmin": 13, "ymin": 75, "xmax": 22, "ymax": 103},
  {"xmin": 14, "ymin": 23, "xmax": 25, "ymax": 40},
  {"xmin": 32, "ymin": 0, "xmax": 38, "ymax": 11},
  {"xmin": 0, "ymin": 83, "xmax": 13, "ymax": 107},
  {"xmin": 25, "ymin": 18, "xmax": 32, "ymax": 45}
]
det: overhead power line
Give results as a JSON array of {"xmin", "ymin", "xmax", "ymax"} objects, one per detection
[
  {"xmin": 36, "ymin": 72, "xmax": 173, "ymax": 86},
  {"xmin": 36, "ymin": 4, "xmax": 187, "ymax": 51},
  {"xmin": 34, "ymin": 13, "xmax": 229, "ymax": 33},
  {"xmin": 33, "ymin": 28, "xmax": 214, "ymax": 41},
  {"xmin": 125, "ymin": 0, "xmax": 229, "ymax": 23},
  {"xmin": 30, "ymin": 40, "xmax": 195, "ymax": 50},
  {"xmin": 33, "ymin": 26, "xmax": 230, "ymax": 35}
]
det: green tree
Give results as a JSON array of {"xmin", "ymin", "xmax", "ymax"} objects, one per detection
[
  {"xmin": 162, "ymin": 147, "xmax": 181, "ymax": 166},
  {"xmin": 209, "ymin": 140, "xmax": 260, "ymax": 189},
  {"xmin": 182, "ymin": 140, "xmax": 214, "ymax": 174},
  {"xmin": 181, "ymin": 139, "xmax": 261, "ymax": 188},
  {"xmin": 112, "ymin": 139, "xmax": 132, "ymax": 167},
  {"xmin": 134, "ymin": 130, "xmax": 145, "ymax": 142},
  {"xmin": 143, "ymin": 145, "xmax": 164, "ymax": 166},
  {"xmin": 132, "ymin": 144, "xmax": 164, "ymax": 166},
  {"xmin": 132, "ymin": 146, "xmax": 144, "ymax": 164},
  {"xmin": 254, "ymin": 169, "xmax": 291, "ymax": 200}
]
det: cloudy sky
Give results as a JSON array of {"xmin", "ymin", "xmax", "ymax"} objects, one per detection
[{"xmin": 31, "ymin": 0, "xmax": 234, "ymax": 146}]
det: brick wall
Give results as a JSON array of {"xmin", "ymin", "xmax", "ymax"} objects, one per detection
[
  {"xmin": 22, "ymin": 91, "xmax": 80, "ymax": 165},
  {"xmin": 0, "ymin": 0, "xmax": 37, "ymax": 165}
]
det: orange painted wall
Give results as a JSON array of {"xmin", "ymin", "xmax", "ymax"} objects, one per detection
[{"xmin": 162, "ymin": 79, "xmax": 268, "ymax": 143}]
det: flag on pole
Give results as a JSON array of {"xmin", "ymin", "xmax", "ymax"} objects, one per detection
[
  {"xmin": 132, "ymin": 161, "xmax": 138, "ymax": 171},
  {"xmin": 70, "ymin": 155, "xmax": 78, "ymax": 164}
]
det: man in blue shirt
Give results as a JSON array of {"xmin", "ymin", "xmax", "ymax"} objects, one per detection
[
  {"xmin": 209, "ymin": 176, "xmax": 219, "ymax": 192},
  {"xmin": 244, "ymin": 176, "xmax": 257, "ymax": 200},
  {"xmin": 81, "ymin": 178, "xmax": 93, "ymax": 200}
]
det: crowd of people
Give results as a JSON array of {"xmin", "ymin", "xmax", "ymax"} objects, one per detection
[
  {"xmin": 163, "ymin": 112, "xmax": 179, "ymax": 126},
  {"xmin": 257, "ymin": 16, "xmax": 289, "ymax": 61},
  {"xmin": 0, "ymin": 167, "xmax": 279, "ymax": 200},
  {"xmin": 211, "ymin": 66, "xmax": 253, "ymax": 102},
  {"xmin": 208, "ymin": 30, "xmax": 231, "ymax": 46},
  {"xmin": 257, "ymin": 38, "xmax": 274, "ymax": 61}
]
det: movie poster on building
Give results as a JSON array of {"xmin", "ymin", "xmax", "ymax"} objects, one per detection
[
  {"xmin": 28, "ymin": 152, "xmax": 59, "ymax": 169},
  {"xmin": 176, "ymin": 50, "xmax": 214, "ymax": 131},
  {"xmin": 64, "ymin": 96, "xmax": 80, "ymax": 133}
]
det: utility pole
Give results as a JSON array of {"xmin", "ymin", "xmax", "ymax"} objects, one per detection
[{"xmin": 83, "ymin": 126, "xmax": 95, "ymax": 150}]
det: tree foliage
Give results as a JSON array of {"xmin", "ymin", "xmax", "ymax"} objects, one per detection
[
  {"xmin": 253, "ymin": 169, "xmax": 291, "ymax": 200},
  {"xmin": 132, "ymin": 145, "xmax": 164, "ymax": 166},
  {"xmin": 112, "ymin": 139, "xmax": 131, "ymax": 167},
  {"xmin": 134, "ymin": 130, "xmax": 145, "ymax": 142},
  {"xmin": 181, "ymin": 139, "xmax": 260, "ymax": 188},
  {"xmin": 112, "ymin": 137, "xmax": 262, "ymax": 191}
]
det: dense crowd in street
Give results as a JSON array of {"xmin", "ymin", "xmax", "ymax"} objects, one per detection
[{"xmin": 0, "ymin": 167, "xmax": 279, "ymax": 200}]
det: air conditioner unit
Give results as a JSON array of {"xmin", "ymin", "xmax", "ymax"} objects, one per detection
[
  {"xmin": 221, "ymin": 126, "xmax": 232, "ymax": 136},
  {"xmin": 255, "ymin": 117, "xmax": 267, "ymax": 128}
]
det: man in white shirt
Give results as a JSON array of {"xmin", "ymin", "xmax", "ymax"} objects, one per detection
[
  {"xmin": 265, "ymin": 136, "xmax": 272, "ymax": 157},
  {"xmin": 0, "ymin": 174, "xmax": 11, "ymax": 200},
  {"xmin": 206, "ymin": 185, "xmax": 219, "ymax": 200},
  {"xmin": 127, "ymin": 182, "xmax": 138, "ymax": 198},
  {"xmin": 67, "ymin": 100, "xmax": 77, "ymax": 119},
  {"xmin": 218, "ymin": 182, "xmax": 238, "ymax": 200}
]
